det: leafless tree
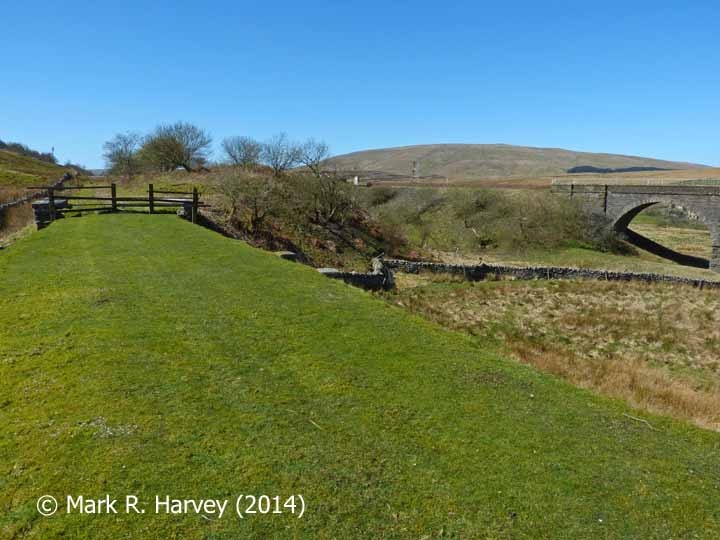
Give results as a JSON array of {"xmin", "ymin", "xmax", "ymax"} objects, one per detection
[
  {"xmin": 103, "ymin": 132, "xmax": 141, "ymax": 180},
  {"xmin": 139, "ymin": 122, "xmax": 212, "ymax": 172},
  {"xmin": 261, "ymin": 133, "xmax": 300, "ymax": 177},
  {"xmin": 298, "ymin": 138, "xmax": 330, "ymax": 177},
  {"xmin": 222, "ymin": 136, "xmax": 262, "ymax": 168}
]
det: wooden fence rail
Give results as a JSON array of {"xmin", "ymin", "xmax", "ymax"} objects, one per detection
[{"xmin": 28, "ymin": 183, "xmax": 205, "ymax": 225}]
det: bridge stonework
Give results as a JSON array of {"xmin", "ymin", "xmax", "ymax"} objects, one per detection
[{"xmin": 553, "ymin": 184, "xmax": 720, "ymax": 272}]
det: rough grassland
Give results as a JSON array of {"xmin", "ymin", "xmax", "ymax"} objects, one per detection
[
  {"xmin": 1, "ymin": 215, "xmax": 720, "ymax": 539},
  {"xmin": 390, "ymin": 275, "xmax": 720, "ymax": 430},
  {"xmin": 0, "ymin": 151, "xmax": 68, "ymax": 188},
  {"xmin": 0, "ymin": 150, "xmax": 70, "ymax": 208}
]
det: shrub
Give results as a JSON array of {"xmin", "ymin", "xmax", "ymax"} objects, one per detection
[
  {"xmin": 214, "ymin": 170, "xmax": 282, "ymax": 233},
  {"xmin": 363, "ymin": 186, "xmax": 399, "ymax": 207},
  {"xmin": 369, "ymin": 187, "xmax": 631, "ymax": 256},
  {"xmin": 288, "ymin": 175, "xmax": 359, "ymax": 225}
]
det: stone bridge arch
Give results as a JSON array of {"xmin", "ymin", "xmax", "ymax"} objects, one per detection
[{"xmin": 553, "ymin": 184, "xmax": 720, "ymax": 272}]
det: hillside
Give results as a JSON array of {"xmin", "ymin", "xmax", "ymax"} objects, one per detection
[
  {"xmin": 326, "ymin": 144, "xmax": 706, "ymax": 179},
  {"xmin": 2, "ymin": 214, "xmax": 720, "ymax": 538},
  {"xmin": 0, "ymin": 149, "xmax": 70, "ymax": 187}
]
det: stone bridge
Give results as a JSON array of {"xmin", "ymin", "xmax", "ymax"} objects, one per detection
[{"xmin": 552, "ymin": 184, "xmax": 720, "ymax": 272}]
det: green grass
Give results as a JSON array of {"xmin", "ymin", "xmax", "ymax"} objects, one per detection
[
  {"xmin": 0, "ymin": 150, "xmax": 69, "ymax": 187},
  {"xmin": 2, "ymin": 215, "xmax": 720, "ymax": 539}
]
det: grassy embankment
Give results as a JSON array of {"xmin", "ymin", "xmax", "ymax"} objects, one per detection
[
  {"xmin": 1, "ymin": 214, "xmax": 720, "ymax": 538},
  {"xmin": 0, "ymin": 150, "xmax": 74, "ymax": 245},
  {"xmin": 0, "ymin": 150, "xmax": 70, "ymax": 190}
]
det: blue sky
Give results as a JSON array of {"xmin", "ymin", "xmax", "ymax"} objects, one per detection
[{"xmin": 3, "ymin": 1, "xmax": 719, "ymax": 168}]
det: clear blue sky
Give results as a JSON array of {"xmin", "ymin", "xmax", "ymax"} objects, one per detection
[{"xmin": 3, "ymin": 0, "xmax": 719, "ymax": 168}]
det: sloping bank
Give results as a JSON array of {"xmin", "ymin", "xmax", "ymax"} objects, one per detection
[{"xmin": 0, "ymin": 213, "xmax": 719, "ymax": 539}]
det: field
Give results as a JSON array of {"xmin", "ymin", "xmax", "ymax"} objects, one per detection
[
  {"xmin": 389, "ymin": 275, "xmax": 720, "ymax": 430},
  {"xmin": 2, "ymin": 214, "xmax": 720, "ymax": 538},
  {"xmin": 632, "ymin": 210, "xmax": 713, "ymax": 260}
]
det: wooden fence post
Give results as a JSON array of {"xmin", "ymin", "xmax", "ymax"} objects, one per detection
[
  {"xmin": 192, "ymin": 187, "xmax": 198, "ymax": 224},
  {"xmin": 111, "ymin": 183, "xmax": 117, "ymax": 212},
  {"xmin": 48, "ymin": 187, "xmax": 56, "ymax": 221},
  {"xmin": 148, "ymin": 184, "xmax": 155, "ymax": 214}
]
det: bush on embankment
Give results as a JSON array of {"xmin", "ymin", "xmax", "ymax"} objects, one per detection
[
  {"xmin": 364, "ymin": 186, "xmax": 632, "ymax": 256},
  {"xmin": 204, "ymin": 168, "xmax": 411, "ymax": 270}
]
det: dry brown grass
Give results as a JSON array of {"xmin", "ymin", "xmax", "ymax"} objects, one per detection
[
  {"xmin": 551, "ymin": 167, "xmax": 720, "ymax": 186},
  {"xmin": 0, "ymin": 204, "xmax": 34, "ymax": 246},
  {"xmin": 631, "ymin": 222, "xmax": 713, "ymax": 259},
  {"xmin": 0, "ymin": 186, "xmax": 26, "ymax": 205},
  {"xmin": 390, "ymin": 275, "xmax": 720, "ymax": 430}
]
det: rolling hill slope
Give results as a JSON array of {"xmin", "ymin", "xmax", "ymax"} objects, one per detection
[
  {"xmin": 1, "ymin": 215, "xmax": 719, "ymax": 538},
  {"xmin": 0, "ymin": 150, "xmax": 70, "ymax": 187},
  {"xmin": 327, "ymin": 144, "xmax": 706, "ymax": 179}
]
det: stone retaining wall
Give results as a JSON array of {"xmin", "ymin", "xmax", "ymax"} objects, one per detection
[
  {"xmin": 317, "ymin": 258, "xmax": 395, "ymax": 291},
  {"xmin": 384, "ymin": 258, "xmax": 720, "ymax": 289}
]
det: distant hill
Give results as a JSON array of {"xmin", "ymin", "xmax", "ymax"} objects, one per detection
[
  {"xmin": 326, "ymin": 144, "xmax": 706, "ymax": 179},
  {"xmin": 566, "ymin": 165, "xmax": 674, "ymax": 174}
]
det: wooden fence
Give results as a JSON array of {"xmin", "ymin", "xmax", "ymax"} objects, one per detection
[{"xmin": 27, "ymin": 183, "xmax": 206, "ymax": 225}]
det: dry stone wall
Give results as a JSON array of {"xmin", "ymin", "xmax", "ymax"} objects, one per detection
[{"xmin": 385, "ymin": 258, "xmax": 720, "ymax": 289}]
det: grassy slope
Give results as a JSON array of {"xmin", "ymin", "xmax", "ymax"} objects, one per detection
[
  {"xmin": 368, "ymin": 187, "xmax": 720, "ymax": 281},
  {"xmin": 327, "ymin": 144, "xmax": 705, "ymax": 179},
  {"xmin": 1, "ymin": 215, "xmax": 719, "ymax": 539},
  {"xmin": 0, "ymin": 150, "xmax": 69, "ymax": 187}
]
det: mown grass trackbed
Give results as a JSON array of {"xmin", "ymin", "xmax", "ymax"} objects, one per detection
[{"xmin": 1, "ymin": 214, "xmax": 719, "ymax": 539}]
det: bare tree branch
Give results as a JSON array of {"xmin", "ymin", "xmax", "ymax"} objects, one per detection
[
  {"xmin": 260, "ymin": 133, "xmax": 300, "ymax": 177},
  {"xmin": 298, "ymin": 138, "xmax": 330, "ymax": 177},
  {"xmin": 103, "ymin": 132, "xmax": 141, "ymax": 180},
  {"xmin": 222, "ymin": 136, "xmax": 262, "ymax": 168}
]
